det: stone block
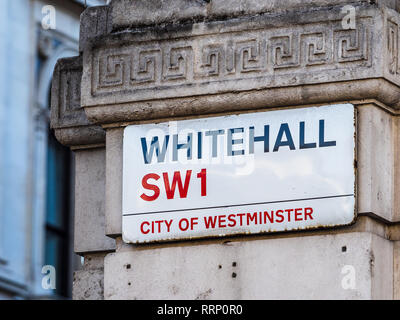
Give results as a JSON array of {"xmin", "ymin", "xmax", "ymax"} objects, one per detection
[
  {"xmin": 80, "ymin": 5, "xmax": 112, "ymax": 53},
  {"xmin": 105, "ymin": 128, "xmax": 123, "ymax": 237},
  {"xmin": 104, "ymin": 232, "xmax": 393, "ymax": 299},
  {"xmin": 208, "ymin": 0, "xmax": 369, "ymax": 20},
  {"xmin": 82, "ymin": 4, "xmax": 400, "ymax": 125},
  {"xmin": 73, "ymin": 269, "xmax": 104, "ymax": 300},
  {"xmin": 111, "ymin": 0, "xmax": 207, "ymax": 28},
  {"xmin": 73, "ymin": 253, "xmax": 106, "ymax": 300},
  {"xmin": 394, "ymin": 241, "xmax": 400, "ymax": 299},
  {"xmin": 51, "ymin": 55, "xmax": 105, "ymax": 147},
  {"xmin": 111, "ymin": 0, "xmax": 400, "ymax": 29},
  {"xmin": 51, "ymin": 56, "xmax": 86, "ymax": 128},
  {"xmin": 357, "ymin": 105, "xmax": 397, "ymax": 222},
  {"xmin": 74, "ymin": 148, "xmax": 116, "ymax": 254}
]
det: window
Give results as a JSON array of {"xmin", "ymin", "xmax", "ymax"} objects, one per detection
[{"xmin": 44, "ymin": 129, "xmax": 72, "ymax": 298}]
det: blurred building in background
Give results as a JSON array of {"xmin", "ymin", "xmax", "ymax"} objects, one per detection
[{"xmin": 0, "ymin": 0, "xmax": 107, "ymax": 299}]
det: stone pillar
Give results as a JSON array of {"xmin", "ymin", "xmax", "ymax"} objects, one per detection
[
  {"xmin": 51, "ymin": 53, "xmax": 115, "ymax": 300},
  {"xmin": 52, "ymin": 0, "xmax": 400, "ymax": 299}
]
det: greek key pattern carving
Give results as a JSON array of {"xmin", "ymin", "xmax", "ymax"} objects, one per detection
[
  {"xmin": 60, "ymin": 68, "xmax": 81, "ymax": 114},
  {"xmin": 92, "ymin": 19, "xmax": 372, "ymax": 97},
  {"xmin": 387, "ymin": 19, "xmax": 400, "ymax": 75},
  {"xmin": 52, "ymin": 56, "xmax": 90, "ymax": 129}
]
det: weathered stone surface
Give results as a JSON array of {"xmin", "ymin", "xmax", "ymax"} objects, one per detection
[
  {"xmin": 104, "ymin": 232, "xmax": 393, "ymax": 299},
  {"xmin": 80, "ymin": 5, "xmax": 112, "ymax": 53},
  {"xmin": 74, "ymin": 148, "xmax": 116, "ymax": 254},
  {"xmin": 394, "ymin": 241, "xmax": 400, "ymax": 299},
  {"xmin": 73, "ymin": 253, "xmax": 106, "ymax": 300},
  {"xmin": 51, "ymin": 56, "xmax": 112, "ymax": 257},
  {"xmin": 73, "ymin": 269, "xmax": 104, "ymax": 300},
  {"xmin": 51, "ymin": 55, "xmax": 105, "ymax": 147},
  {"xmin": 82, "ymin": 4, "xmax": 400, "ymax": 125},
  {"xmin": 208, "ymin": 0, "xmax": 358, "ymax": 20},
  {"xmin": 51, "ymin": 56, "xmax": 86, "ymax": 128},
  {"xmin": 111, "ymin": 0, "xmax": 207, "ymax": 28},
  {"xmin": 85, "ymin": 79, "xmax": 400, "ymax": 124},
  {"xmin": 54, "ymin": 125, "xmax": 105, "ymax": 149},
  {"xmin": 105, "ymin": 128, "xmax": 123, "ymax": 237},
  {"xmin": 111, "ymin": 0, "xmax": 400, "ymax": 29},
  {"xmin": 357, "ymin": 105, "xmax": 398, "ymax": 223}
]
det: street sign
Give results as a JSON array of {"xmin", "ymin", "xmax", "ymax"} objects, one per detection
[{"xmin": 122, "ymin": 104, "xmax": 356, "ymax": 243}]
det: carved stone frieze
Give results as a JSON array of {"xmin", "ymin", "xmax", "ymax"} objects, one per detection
[
  {"xmin": 85, "ymin": 13, "xmax": 376, "ymax": 105},
  {"xmin": 51, "ymin": 56, "xmax": 105, "ymax": 147},
  {"xmin": 79, "ymin": 5, "xmax": 400, "ymax": 125}
]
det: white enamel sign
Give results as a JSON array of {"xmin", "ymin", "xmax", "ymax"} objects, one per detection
[{"xmin": 122, "ymin": 104, "xmax": 356, "ymax": 243}]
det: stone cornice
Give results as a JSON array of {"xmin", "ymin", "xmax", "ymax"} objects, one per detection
[
  {"xmin": 83, "ymin": 79, "xmax": 400, "ymax": 125},
  {"xmin": 52, "ymin": 2, "xmax": 400, "ymax": 131},
  {"xmin": 51, "ymin": 55, "xmax": 105, "ymax": 147},
  {"xmin": 78, "ymin": 4, "xmax": 400, "ymax": 125},
  {"xmin": 110, "ymin": 0, "xmax": 400, "ymax": 29}
]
